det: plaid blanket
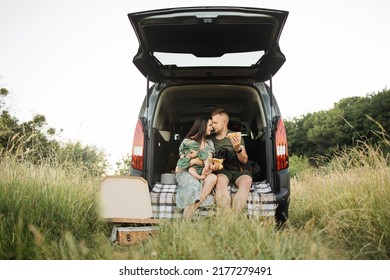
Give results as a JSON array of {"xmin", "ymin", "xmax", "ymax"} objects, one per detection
[{"xmin": 150, "ymin": 181, "xmax": 276, "ymax": 219}]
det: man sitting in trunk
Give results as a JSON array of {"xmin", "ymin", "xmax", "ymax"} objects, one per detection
[{"xmin": 210, "ymin": 108, "xmax": 253, "ymax": 214}]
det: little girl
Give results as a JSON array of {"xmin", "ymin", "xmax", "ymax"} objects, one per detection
[{"xmin": 175, "ymin": 139, "xmax": 212, "ymax": 180}]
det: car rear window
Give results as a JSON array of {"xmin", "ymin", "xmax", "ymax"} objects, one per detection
[{"xmin": 154, "ymin": 50, "xmax": 265, "ymax": 67}]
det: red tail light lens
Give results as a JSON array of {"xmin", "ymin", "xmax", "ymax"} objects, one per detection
[
  {"xmin": 275, "ymin": 118, "xmax": 289, "ymax": 171},
  {"xmin": 131, "ymin": 119, "xmax": 144, "ymax": 170}
]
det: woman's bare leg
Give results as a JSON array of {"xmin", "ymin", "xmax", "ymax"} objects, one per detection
[
  {"xmin": 183, "ymin": 173, "xmax": 217, "ymax": 219},
  {"xmin": 199, "ymin": 173, "xmax": 217, "ymax": 203},
  {"xmin": 183, "ymin": 204, "xmax": 196, "ymax": 219}
]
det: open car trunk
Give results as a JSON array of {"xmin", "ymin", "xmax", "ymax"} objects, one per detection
[{"xmin": 146, "ymin": 83, "xmax": 272, "ymax": 187}]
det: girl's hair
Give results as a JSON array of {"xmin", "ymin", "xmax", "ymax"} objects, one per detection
[{"xmin": 185, "ymin": 115, "xmax": 210, "ymax": 142}]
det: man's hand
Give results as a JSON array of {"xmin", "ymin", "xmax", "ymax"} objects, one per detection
[{"xmin": 228, "ymin": 134, "xmax": 241, "ymax": 151}]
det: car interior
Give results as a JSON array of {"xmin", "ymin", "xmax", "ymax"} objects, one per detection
[{"xmin": 150, "ymin": 84, "xmax": 269, "ymax": 184}]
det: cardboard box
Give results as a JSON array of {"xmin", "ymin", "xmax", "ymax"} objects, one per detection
[
  {"xmin": 115, "ymin": 226, "xmax": 159, "ymax": 245},
  {"xmin": 99, "ymin": 176, "xmax": 153, "ymax": 220}
]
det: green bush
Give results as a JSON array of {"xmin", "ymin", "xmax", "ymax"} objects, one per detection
[{"xmin": 288, "ymin": 155, "xmax": 310, "ymax": 179}]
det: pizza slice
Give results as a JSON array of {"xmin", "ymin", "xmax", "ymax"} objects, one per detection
[
  {"xmin": 208, "ymin": 158, "xmax": 224, "ymax": 170},
  {"xmin": 226, "ymin": 131, "xmax": 241, "ymax": 139}
]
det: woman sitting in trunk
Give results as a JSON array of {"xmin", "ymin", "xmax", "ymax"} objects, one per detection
[{"xmin": 175, "ymin": 115, "xmax": 217, "ymax": 219}]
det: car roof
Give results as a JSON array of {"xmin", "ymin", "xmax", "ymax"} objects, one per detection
[{"xmin": 128, "ymin": 6, "xmax": 288, "ymax": 83}]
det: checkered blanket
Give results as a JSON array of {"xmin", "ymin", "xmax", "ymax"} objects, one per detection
[{"xmin": 150, "ymin": 181, "xmax": 276, "ymax": 219}]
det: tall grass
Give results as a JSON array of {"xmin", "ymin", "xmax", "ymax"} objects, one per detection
[
  {"xmin": 1, "ymin": 138, "xmax": 389, "ymax": 259},
  {"xmin": 120, "ymin": 214, "xmax": 339, "ymax": 260},
  {"xmin": 0, "ymin": 157, "xmax": 112, "ymax": 259},
  {"xmin": 290, "ymin": 140, "xmax": 390, "ymax": 259}
]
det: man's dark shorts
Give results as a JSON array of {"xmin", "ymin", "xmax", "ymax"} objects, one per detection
[{"xmin": 214, "ymin": 169, "xmax": 253, "ymax": 185}]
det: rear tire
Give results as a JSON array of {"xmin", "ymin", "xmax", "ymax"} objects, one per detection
[{"xmin": 275, "ymin": 201, "xmax": 289, "ymax": 229}]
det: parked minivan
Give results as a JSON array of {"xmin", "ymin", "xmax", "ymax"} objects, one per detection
[{"xmin": 128, "ymin": 6, "xmax": 290, "ymax": 225}]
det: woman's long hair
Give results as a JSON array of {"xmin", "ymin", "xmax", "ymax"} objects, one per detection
[{"xmin": 185, "ymin": 115, "xmax": 210, "ymax": 143}]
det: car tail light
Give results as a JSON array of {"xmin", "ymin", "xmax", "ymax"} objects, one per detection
[
  {"xmin": 131, "ymin": 119, "xmax": 144, "ymax": 171},
  {"xmin": 275, "ymin": 118, "xmax": 289, "ymax": 171}
]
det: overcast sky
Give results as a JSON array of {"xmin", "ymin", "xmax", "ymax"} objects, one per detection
[{"xmin": 1, "ymin": 0, "xmax": 389, "ymax": 172}]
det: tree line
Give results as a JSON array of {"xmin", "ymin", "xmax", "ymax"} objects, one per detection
[
  {"xmin": 284, "ymin": 88, "xmax": 390, "ymax": 163},
  {"xmin": 0, "ymin": 87, "xmax": 108, "ymax": 176}
]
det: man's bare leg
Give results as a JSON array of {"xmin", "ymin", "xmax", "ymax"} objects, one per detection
[
  {"xmin": 215, "ymin": 174, "xmax": 231, "ymax": 212},
  {"xmin": 232, "ymin": 175, "xmax": 252, "ymax": 213}
]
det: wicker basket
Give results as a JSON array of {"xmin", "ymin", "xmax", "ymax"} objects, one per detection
[{"xmin": 115, "ymin": 226, "xmax": 159, "ymax": 245}]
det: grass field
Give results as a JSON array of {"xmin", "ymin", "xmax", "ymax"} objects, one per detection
[{"xmin": 1, "ymin": 140, "xmax": 389, "ymax": 260}]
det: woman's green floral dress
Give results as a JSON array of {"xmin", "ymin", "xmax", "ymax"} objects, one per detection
[{"xmin": 175, "ymin": 138, "xmax": 215, "ymax": 210}]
